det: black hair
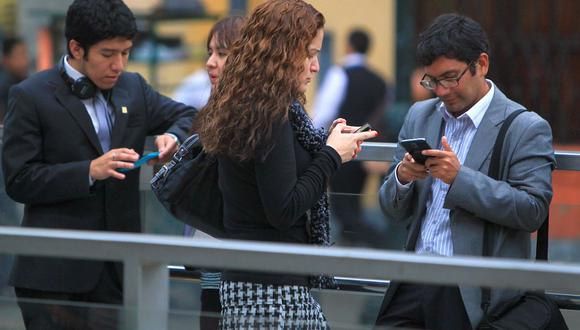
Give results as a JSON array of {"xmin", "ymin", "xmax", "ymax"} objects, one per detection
[
  {"xmin": 348, "ymin": 29, "xmax": 370, "ymax": 54},
  {"xmin": 2, "ymin": 37, "xmax": 24, "ymax": 57},
  {"xmin": 65, "ymin": 0, "xmax": 138, "ymax": 57},
  {"xmin": 417, "ymin": 13, "xmax": 489, "ymax": 74}
]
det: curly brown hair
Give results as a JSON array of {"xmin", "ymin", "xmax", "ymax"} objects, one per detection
[{"xmin": 194, "ymin": 0, "xmax": 325, "ymax": 161}]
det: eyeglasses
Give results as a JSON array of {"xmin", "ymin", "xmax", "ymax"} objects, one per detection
[{"xmin": 420, "ymin": 61, "xmax": 474, "ymax": 90}]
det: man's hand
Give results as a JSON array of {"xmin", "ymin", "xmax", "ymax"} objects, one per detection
[
  {"xmin": 396, "ymin": 153, "xmax": 429, "ymax": 184},
  {"xmin": 89, "ymin": 148, "xmax": 139, "ymax": 181},
  {"xmin": 154, "ymin": 134, "xmax": 179, "ymax": 164},
  {"xmin": 423, "ymin": 136, "xmax": 460, "ymax": 184}
]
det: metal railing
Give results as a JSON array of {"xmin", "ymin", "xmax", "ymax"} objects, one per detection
[
  {"xmin": 2, "ymin": 226, "xmax": 580, "ymax": 330},
  {"xmin": 358, "ymin": 142, "xmax": 580, "ymax": 171}
]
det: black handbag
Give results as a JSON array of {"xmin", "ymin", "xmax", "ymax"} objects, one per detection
[
  {"xmin": 478, "ymin": 110, "xmax": 567, "ymax": 329},
  {"xmin": 151, "ymin": 134, "xmax": 226, "ymax": 238}
]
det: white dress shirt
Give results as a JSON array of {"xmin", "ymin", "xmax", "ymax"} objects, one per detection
[{"xmin": 64, "ymin": 56, "xmax": 114, "ymax": 137}]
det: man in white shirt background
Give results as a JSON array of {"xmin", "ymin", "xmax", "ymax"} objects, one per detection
[{"xmin": 313, "ymin": 29, "xmax": 389, "ymax": 247}]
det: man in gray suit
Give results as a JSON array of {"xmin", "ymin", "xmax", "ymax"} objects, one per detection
[{"xmin": 375, "ymin": 14, "xmax": 555, "ymax": 329}]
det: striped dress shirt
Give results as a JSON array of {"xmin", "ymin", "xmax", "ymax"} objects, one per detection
[{"xmin": 397, "ymin": 81, "xmax": 495, "ymax": 256}]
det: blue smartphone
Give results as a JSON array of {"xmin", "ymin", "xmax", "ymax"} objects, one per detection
[{"xmin": 118, "ymin": 152, "xmax": 160, "ymax": 172}]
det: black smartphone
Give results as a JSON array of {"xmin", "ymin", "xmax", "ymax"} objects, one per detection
[
  {"xmin": 354, "ymin": 123, "xmax": 372, "ymax": 133},
  {"xmin": 399, "ymin": 138, "xmax": 433, "ymax": 165}
]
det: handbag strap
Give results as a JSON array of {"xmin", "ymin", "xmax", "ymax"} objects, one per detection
[
  {"xmin": 481, "ymin": 109, "xmax": 551, "ymax": 314},
  {"xmin": 174, "ymin": 134, "xmax": 200, "ymax": 161},
  {"xmin": 151, "ymin": 134, "xmax": 201, "ymax": 188}
]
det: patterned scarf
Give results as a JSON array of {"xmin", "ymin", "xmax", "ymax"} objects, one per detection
[{"xmin": 288, "ymin": 100, "xmax": 336, "ymax": 289}]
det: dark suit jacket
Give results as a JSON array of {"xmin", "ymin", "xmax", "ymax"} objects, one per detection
[{"xmin": 1, "ymin": 66, "xmax": 196, "ymax": 293}]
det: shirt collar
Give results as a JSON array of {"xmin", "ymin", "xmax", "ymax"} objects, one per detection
[
  {"xmin": 63, "ymin": 55, "xmax": 86, "ymax": 82},
  {"xmin": 342, "ymin": 53, "xmax": 366, "ymax": 68},
  {"xmin": 63, "ymin": 55, "xmax": 107, "ymax": 100},
  {"xmin": 438, "ymin": 79, "xmax": 495, "ymax": 128}
]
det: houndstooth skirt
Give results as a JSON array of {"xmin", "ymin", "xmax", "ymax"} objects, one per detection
[{"xmin": 219, "ymin": 281, "xmax": 328, "ymax": 329}]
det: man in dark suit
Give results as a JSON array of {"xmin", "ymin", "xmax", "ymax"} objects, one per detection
[
  {"xmin": 1, "ymin": 0, "xmax": 196, "ymax": 328},
  {"xmin": 375, "ymin": 14, "xmax": 554, "ymax": 329}
]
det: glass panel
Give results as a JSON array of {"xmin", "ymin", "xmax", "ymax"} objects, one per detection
[
  {"xmin": 0, "ymin": 280, "xmax": 386, "ymax": 329},
  {"xmin": 3, "ymin": 278, "xmax": 579, "ymax": 329},
  {"xmin": 0, "ymin": 295, "xmax": 24, "ymax": 329},
  {"xmin": 327, "ymin": 166, "xmax": 407, "ymax": 250},
  {"xmin": 549, "ymin": 163, "xmax": 580, "ymax": 263},
  {"xmin": 0, "ymin": 146, "xmax": 22, "ymax": 299},
  {"xmin": 328, "ymin": 189, "xmax": 407, "ymax": 250},
  {"xmin": 313, "ymin": 288, "xmax": 383, "ymax": 329},
  {"xmin": 0, "ymin": 295, "xmax": 127, "ymax": 329},
  {"xmin": 140, "ymin": 188, "xmax": 185, "ymax": 236}
]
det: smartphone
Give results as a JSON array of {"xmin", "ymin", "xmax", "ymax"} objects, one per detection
[
  {"xmin": 118, "ymin": 152, "xmax": 160, "ymax": 172},
  {"xmin": 399, "ymin": 138, "xmax": 433, "ymax": 165},
  {"xmin": 354, "ymin": 123, "xmax": 372, "ymax": 133}
]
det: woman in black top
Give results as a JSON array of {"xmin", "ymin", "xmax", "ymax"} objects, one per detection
[{"xmin": 195, "ymin": 0, "xmax": 377, "ymax": 328}]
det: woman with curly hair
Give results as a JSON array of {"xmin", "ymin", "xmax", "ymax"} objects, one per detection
[{"xmin": 195, "ymin": 0, "xmax": 377, "ymax": 328}]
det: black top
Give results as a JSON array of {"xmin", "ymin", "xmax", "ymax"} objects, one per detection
[{"xmin": 218, "ymin": 119, "xmax": 341, "ymax": 286}]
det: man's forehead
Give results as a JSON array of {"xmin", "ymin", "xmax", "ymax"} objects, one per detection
[{"xmin": 92, "ymin": 38, "xmax": 133, "ymax": 51}]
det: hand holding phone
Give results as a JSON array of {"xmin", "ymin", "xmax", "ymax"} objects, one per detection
[
  {"xmin": 399, "ymin": 138, "xmax": 433, "ymax": 165},
  {"xmin": 118, "ymin": 152, "xmax": 160, "ymax": 172},
  {"xmin": 354, "ymin": 123, "xmax": 372, "ymax": 133}
]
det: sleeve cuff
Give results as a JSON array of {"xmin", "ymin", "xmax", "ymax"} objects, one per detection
[
  {"xmin": 163, "ymin": 133, "xmax": 180, "ymax": 146},
  {"xmin": 321, "ymin": 145, "xmax": 342, "ymax": 170},
  {"xmin": 394, "ymin": 162, "xmax": 412, "ymax": 190}
]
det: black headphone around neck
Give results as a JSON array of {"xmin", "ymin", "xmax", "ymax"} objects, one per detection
[{"xmin": 58, "ymin": 56, "xmax": 97, "ymax": 100}]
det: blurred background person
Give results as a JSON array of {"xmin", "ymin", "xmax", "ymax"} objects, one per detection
[
  {"xmin": 0, "ymin": 36, "xmax": 29, "ymax": 295},
  {"xmin": 176, "ymin": 15, "xmax": 245, "ymax": 330},
  {"xmin": 313, "ymin": 28, "xmax": 386, "ymax": 130},
  {"xmin": 0, "ymin": 36, "xmax": 29, "ymax": 125},
  {"xmin": 313, "ymin": 28, "xmax": 388, "ymax": 247},
  {"xmin": 194, "ymin": 0, "xmax": 377, "ymax": 327}
]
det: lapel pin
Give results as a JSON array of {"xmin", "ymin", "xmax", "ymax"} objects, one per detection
[{"xmin": 121, "ymin": 106, "xmax": 128, "ymax": 114}]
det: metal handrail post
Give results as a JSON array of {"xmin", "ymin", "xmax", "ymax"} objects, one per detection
[{"xmin": 124, "ymin": 260, "xmax": 169, "ymax": 330}]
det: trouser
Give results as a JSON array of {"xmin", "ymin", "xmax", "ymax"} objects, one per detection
[
  {"xmin": 200, "ymin": 288, "xmax": 221, "ymax": 330},
  {"xmin": 15, "ymin": 262, "xmax": 122, "ymax": 330},
  {"xmin": 376, "ymin": 282, "xmax": 472, "ymax": 329}
]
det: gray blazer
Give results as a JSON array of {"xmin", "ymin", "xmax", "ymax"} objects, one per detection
[{"xmin": 378, "ymin": 85, "xmax": 555, "ymax": 327}]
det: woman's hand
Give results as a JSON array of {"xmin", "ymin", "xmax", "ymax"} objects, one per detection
[
  {"xmin": 326, "ymin": 122, "xmax": 378, "ymax": 163},
  {"xmin": 329, "ymin": 118, "xmax": 358, "ymax": 134}
]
